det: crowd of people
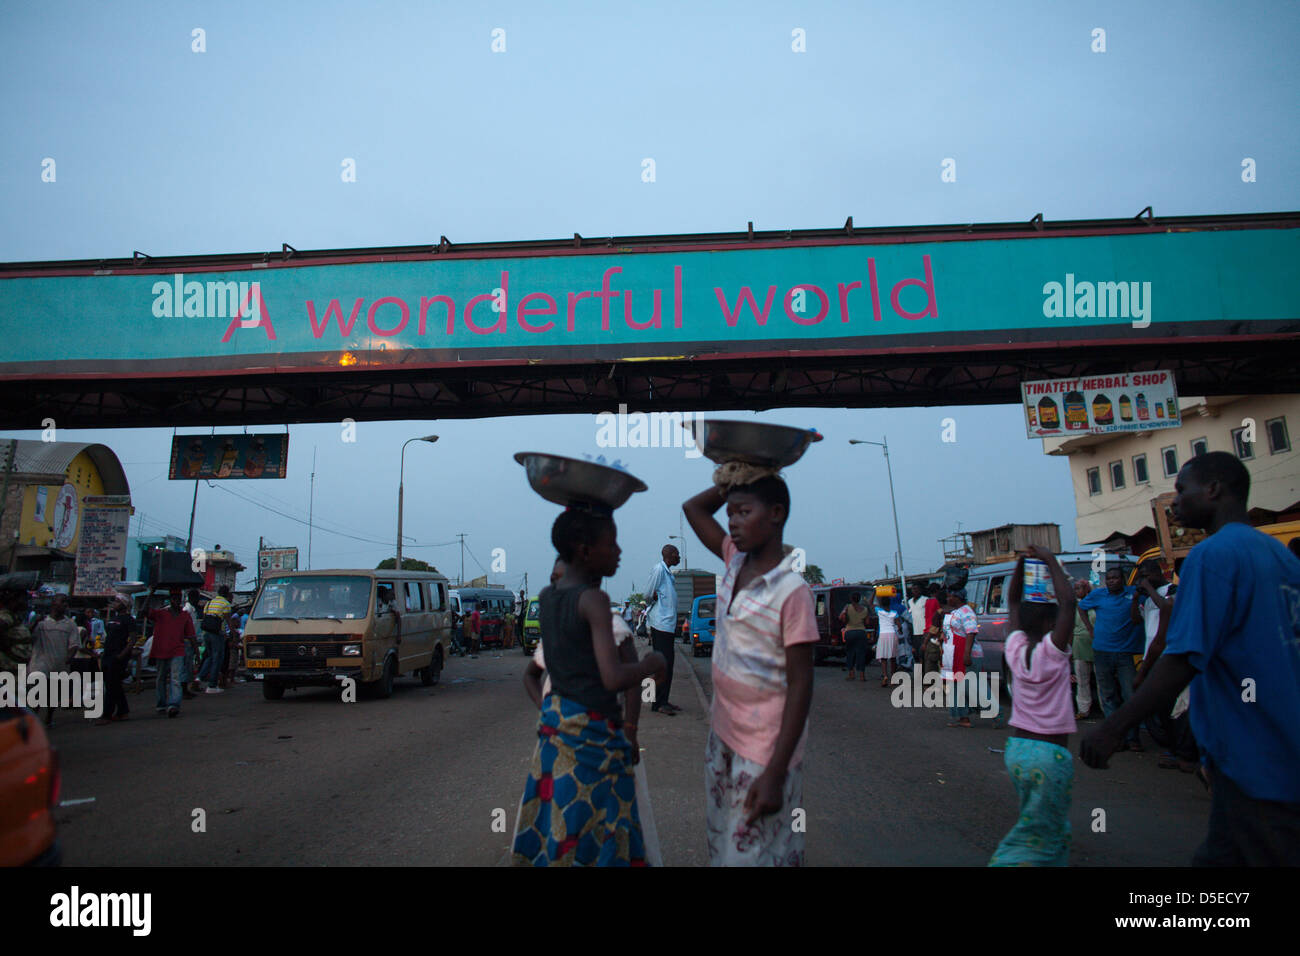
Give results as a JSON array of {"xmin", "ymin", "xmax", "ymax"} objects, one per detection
[
  {"xmin": 0, "ymin": 584, "xmax": 249, "ymax": 724},
  {"xmin": 509, "ymin": 450, "xmax": 1300, "ymax": 867}
]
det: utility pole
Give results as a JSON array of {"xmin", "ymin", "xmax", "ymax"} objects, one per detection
[
  {"xmin": 457, "ymin": 532, "xmax": 467, "ymax": 585},
  {"xmin": 258, "ymin": 535, "xmax": 264, "ymax": 594},
  {"xmin": 185, "ymin": 479, "xmax": 199, "ymax": 554},
  {"xmin": 308, "ymin": 446, "xmax": 316, "ymax": 570}
]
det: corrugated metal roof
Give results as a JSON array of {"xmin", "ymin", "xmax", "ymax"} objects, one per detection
[{"xmin": 2, "ymin": 439, "xmax": 130, "ymax": 495}]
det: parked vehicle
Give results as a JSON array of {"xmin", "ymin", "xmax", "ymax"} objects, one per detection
[
  {"xmin": 0, "ymin": 708, "xmax": 61, "ymax": 865},
  {"xmin": 810, "ymin": 585, "xmax": 876, "ymax": 666},
  {"xmin": 244, "ymin": 569, "xmax": 450, "ymax": 700},
  {"xmin": 673, "ymin": 570, "xmax": 716, "ymax": 640},
  {"xmin": 520, "ymin": 595, "xmax": 541, "ymax": 655},
  {"xmin": 963, "ymin": 551, "xmax": 1138, "ymax": 699},
  {"xmin": 689, "ymin": 594, "xmax": 717, "ymax": 657},
  {"xmin": 449, "ymin": 587, "xmax": 516, "ymax": 647}
]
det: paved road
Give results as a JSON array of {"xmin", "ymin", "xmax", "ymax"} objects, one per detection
[{"xmin": 50, "ymin": 639, "xmax": 1206, "ymax": 865}]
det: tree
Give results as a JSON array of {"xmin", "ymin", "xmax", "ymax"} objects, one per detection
[
  {"xmin": 626, "ymin": 591, "xmax": 646, "ymax": 607},
  {"xmin": 802, "ymin": 564, "xmax": 825, "ymax": 585},
  {"xmin": 376, "ymin": 557, "xmax": 437, "ymax": 572}
]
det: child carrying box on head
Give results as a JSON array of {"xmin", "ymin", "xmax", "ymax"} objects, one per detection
[
  {"xmin": 684, "ymin": 464, "xmax": 817, "ymax": 866},
  {"xmin": 512, "ymin": 510, "xmax": 666, "ymax": 867},
  {"xmin": 988, "ymin": 545, "xmax": 1078, "ymax": 866}
]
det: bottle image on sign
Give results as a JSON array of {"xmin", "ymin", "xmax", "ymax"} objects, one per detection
[
  {"xmin": 1166, "ymin": 397, "xmax": 1178, "ymax": 420},
  {"xmin": 1092, "ymin": 393, "xmax": 1114, "ymax": 427},
  {"xmin": 1037, "ymin": 397, "xmax": 1060, "ymax": 430},
  {"xmin": 1119, "ymin": 394, "xmax": 1133, "ymax": 421},
  {"xmin": 1156, "ymin": 403, "xmax": 1165, "ymax": 419},
  {"xmin": 1027, "ymin": 404, "xmax": 1039, "ymax": 429},
  {"xmin": 1136, "ymin": 393, "xmax": 1149, "ymax": 421},
  {"xmin": 1064, "ymin": 391, "xmax": 1089, "ymax": 431}
]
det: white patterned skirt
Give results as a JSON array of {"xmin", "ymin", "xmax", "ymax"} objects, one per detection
[{"xmin": 705, "ymin": 729, "xmax": 805, "ymax": 866}]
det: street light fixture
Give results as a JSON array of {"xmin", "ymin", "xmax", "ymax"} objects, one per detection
[
  {"xmin": 848, "ymin": 437, "xmax": 907, "ymax": 598},
  {"xmin": 397, "ymin": 435, "xmax": 439, "ymax": 569}
]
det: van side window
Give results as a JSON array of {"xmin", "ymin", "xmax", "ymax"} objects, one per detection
[
  {"xmin": 377, "ymin": 581, "xmax": 399, "ymax": 613},
  {"xmin": 987, "ymin": 576, "xmax": 1008, "ymax": 613},
  {"xmin": 405, "ymin": 581, "xmax": 425, "ymax": 611},
  {"xmin": 432, "ymin": 583, "xmax": 446, "ymax": 610},
  {"xmin": 966, "ymin": 577, "xmax": 989, "ymax": 614}
]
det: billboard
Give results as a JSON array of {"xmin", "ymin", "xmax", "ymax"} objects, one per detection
[
  {"xmin": 73, "ymin": 495, "xmax": 132, "ymax": 597},
  {"xmin": 258, "ymin": 548, "xmax": 298, "ymax": 573},
  {"xmin": 1022, "ymin": 370, "xmax": 1181, "ymax": 438},
  {"xmin": 2, "ymin": 222, "xmax": 1297, "ymax": 378},
  {"xmin": 169, "ymin": 434, "xmax": 288, "ymax": 480}
]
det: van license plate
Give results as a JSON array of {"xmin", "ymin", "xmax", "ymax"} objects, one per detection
[{"xmin": 248, "ymin": 659, "xmax": 279, "ymax": 669}]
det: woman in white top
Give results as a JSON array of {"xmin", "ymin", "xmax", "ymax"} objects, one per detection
[{"xmin": 874, "ymin": 592, "xmax": 899, "ymax": 687}]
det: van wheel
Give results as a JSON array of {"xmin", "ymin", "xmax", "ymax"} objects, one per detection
[
  {"xmin": 372, "ymin": 655, "xmax": 395, "ymax": 699},
  {"xmin": 262, "ymin": 680, "xmax": 285, "ymax": 701},
  {"xmin": 1002, "ymin": 664, "xmax": 1014, "ymax": 701},
  {"xmin": 422, "ymin": 648, "xmax": 443, "ymax": 687}
]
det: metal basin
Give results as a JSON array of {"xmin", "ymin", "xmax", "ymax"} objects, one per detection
[
  {"xmin": 683, "ymin": 419, "xmax": 823, "ymax": 466},
  {"xmin": 514, "ymin": 452, "xmax": 648, "ymax": 510}
]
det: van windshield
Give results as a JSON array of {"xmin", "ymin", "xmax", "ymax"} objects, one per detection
[
  {"xmin": 526, "ymin": 600, "xmax": 540, "ymax": 620},
  {"xmin": 253, "ymin": 576, "xmax": 371, "ymax": 620},
  {"xmin": 696, "ymin": 598, "xmax": 716, "ymax": 618}
]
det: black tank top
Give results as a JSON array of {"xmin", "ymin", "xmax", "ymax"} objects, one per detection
[{"xmin": 540, "ymin": 585, "xmax": 620, "ymax": 718}]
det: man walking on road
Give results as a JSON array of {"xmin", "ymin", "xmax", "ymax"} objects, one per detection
[
  {"xmin": 645, "ymin": 544, "xmax": 681, "ymax": 715},
  {"xmin": 1082, "ymin": 452, "xmax": 1300, "ymax": 865}
]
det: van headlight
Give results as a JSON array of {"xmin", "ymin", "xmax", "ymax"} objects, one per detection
[
  {"xmin": 247, "ymin": 644, "xmax": 265, "ymax": 658},
  {"xmin": 342, "ymin": 644, "xmax": 362, "ymax": 656}
]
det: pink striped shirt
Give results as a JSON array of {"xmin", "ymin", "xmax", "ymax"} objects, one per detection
[{"xmin": 711, "ymin": 536, "xmax": 819, "ymax": 767}]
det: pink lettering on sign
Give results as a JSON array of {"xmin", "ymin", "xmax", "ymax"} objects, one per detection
[
  {"xmin": 419, "ymin": 296, "xmax": 456, "ymax": 335},
  {"xmin": 784, "ymin": 284, "xmax": 829, "ymax": 326},
  {"xmin": 714, "ymin": 286, "xmax": 778, "ymax": 327},
  {"xmin": 517, "ymin": 292, "xmax": 557, "ymax": 333},
  {"xmin": 220, "ymin": 287, "xmax": 277, "ymax": 342},
  {"xmin": 306, "ymin": 298, "xmax": 363, "ymax": 339},
  {"xmin": 890, "ymin": 254, "xmax": 937, "ymax": 320},
  {"xmin": 367, "ymin": 297, "xmax": 409, "ymax": 336}
]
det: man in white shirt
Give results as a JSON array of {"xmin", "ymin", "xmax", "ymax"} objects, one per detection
[
  {"xmin": 1130, "ymin": 559, "xmax": 1172, "ymax": 654},
  {"xmin": 644, "ymin": 544, "xmax": 681, "ymax": 715}
]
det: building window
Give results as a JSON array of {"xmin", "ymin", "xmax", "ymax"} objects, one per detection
[
  {"xmin": 1161, "ymin": 445, "xmax": 1178, "ymax": 477},
  {"xmin": 1086, "ymin": 467, "xmax": 1102, "ymax": 496},
  {"xmin": 1109, "ymin": 460, "xmax": 1125, "ymax": 490},
  {"xmin": 1190, "ymin": 437, "xmax": 1209, "ymax": 458},
  {"xmin": 1231, "ymin": 426, "xmax": 1255, "ymax": 461},
  {"xmin": 1133, "ymin": 454, "xmax": 1149, "ymax": 484},
  {"xmin": 1267, "ymin": 417, "xmax": 1290, "ymax": 455}
]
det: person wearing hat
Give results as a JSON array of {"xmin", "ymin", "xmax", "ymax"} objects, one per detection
[
  {"xmin": 96, "ymin": 594, "xmax": 138, "ymax": 724},
  {"xmin": 0, "ymin": 572, "xmax": 36, "ymax": 676}
]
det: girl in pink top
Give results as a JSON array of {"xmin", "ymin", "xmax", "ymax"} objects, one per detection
[{"xmin": 989, "ymin": 546, "xmax": 1078, "ymax": 867}]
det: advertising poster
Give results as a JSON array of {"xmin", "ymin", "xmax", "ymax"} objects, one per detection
[
  {"xmin": 258, "ymin": 548, "xmax": 299, "ymax": 573},
  {"xmin": 169, "ymin": 433, "xmax": 289, "ymax": 480},
  {"xmin": 74, "ymin": 495, "xmax": 133, "ymax": 597},
  {"xmin": 1022, "ymin": 371, "xmax": 1181, "ymax": 439}
]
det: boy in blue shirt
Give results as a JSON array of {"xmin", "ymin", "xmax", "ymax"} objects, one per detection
[
  {"xmin": 1082, "ymin": 452, "xmax": 1300, "ymax": 865},
  {"xmin": 1078, "ymin": 567, "xmax": 1144, "ymax": 750}
]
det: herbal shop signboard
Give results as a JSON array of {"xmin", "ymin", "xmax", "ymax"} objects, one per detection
[{"xmin": 1022, "ymin": 370, "xmax": 1181, "ymax": 439}]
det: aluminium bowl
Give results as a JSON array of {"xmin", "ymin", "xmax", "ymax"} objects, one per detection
[
  {"xmin": 514, "ymin": 452, "xmax": 648, "ymax": 510},
  {"xmin": 683, "ymin": 419, "xmax": 823, "ymax": 467}
]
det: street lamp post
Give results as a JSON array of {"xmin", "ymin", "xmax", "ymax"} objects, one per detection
[
  {"xmin": 397, "ymin": 435, "xmax": 439, "ymax": 569},
  {"xmin": 849, "ymin": 437, "xmax": 907, "ymax": 598}
]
